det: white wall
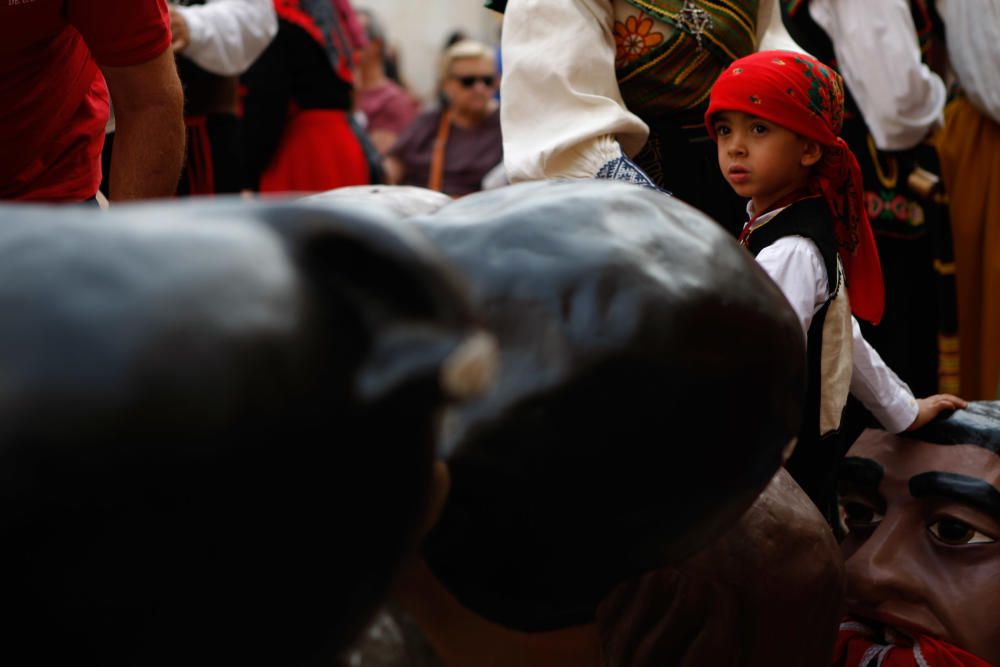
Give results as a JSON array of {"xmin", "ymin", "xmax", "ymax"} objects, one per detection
[{"xmin": 357, "ymin": 1, "xmax": 501, "ymax": 106}]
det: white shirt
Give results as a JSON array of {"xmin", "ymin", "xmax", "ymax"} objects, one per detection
[
  {"xmin": 500, "ymin": 0, "xmax": 807, "ymax": 183},
  {"xmin": 807, "ymin": 0, "xmax": 945, "ymax": 151},
  {"xmin": 750, "ymin": 206, "xmax": 918, "ymax": 433},
  {"xmin": 936, "ymin": 0, "xmax": 1000, "ymax": 125},
  {"xmin": 174, "ymin": 0, "xmax": 278, "ymax": 77}
]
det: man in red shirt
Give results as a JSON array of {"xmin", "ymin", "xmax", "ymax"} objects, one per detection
[{"xmin": 0, "ymin": 0, "xmax": 184, "ymax": 203}]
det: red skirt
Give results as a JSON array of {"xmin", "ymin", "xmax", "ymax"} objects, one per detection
[{"xmin": 260, "ymin": 109, "xmax": 369, "ymax": 194}]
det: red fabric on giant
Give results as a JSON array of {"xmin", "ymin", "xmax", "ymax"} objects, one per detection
[{"xmin": 833, "ymin": 619, "xmax": 995, "ymax": 667}]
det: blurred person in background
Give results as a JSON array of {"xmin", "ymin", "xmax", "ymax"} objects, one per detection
[
  {"xmin": 103, "ymin": 0, "xmax": 278, "ymax": 197},
  {"xmin": 356, "ymin": 8, "xmax": 420, "ymax": 156},
  {"xmin": 165, "ymin": 0, "xmax": 276, "ymax": 195},
  {"xmin": 781, "ymin": 0, "xmax": 958, "ymax": 404},
  {"xmin": 385, "ymin": 40, "xmax": 502, "ymax": 197},
  {"xmin": 1, "ymin": 0, "xmax": 183, "ymax": 203},
  {"xmin": 933, "ymin": 0, "xmax": 1000, "ymax": 401},
  {"xmin": 242, "ymin": 0, "xmax": 370, "ymax": 194}
]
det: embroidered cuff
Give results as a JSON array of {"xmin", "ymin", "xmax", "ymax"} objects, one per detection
[{"xmin": 595, "ymin": 153, "xmax": 669, "ymax": 194}]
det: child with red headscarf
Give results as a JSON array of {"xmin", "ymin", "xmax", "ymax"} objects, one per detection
[{"xmin": 705, "ymin": 51, "xmax": 964, "ymax": 520}]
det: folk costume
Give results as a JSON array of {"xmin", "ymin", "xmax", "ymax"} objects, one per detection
[
  {"xmin": 100, "ymin": 0, "xmax": 277, "ymax": 197},
  {"xmin": 706, "ymin": 51, "xmax": 918, "ymax": 517},
  {"xmin": 494, "ymin": 0, "xmax": 804, "ymax": 235},
  {"xmin": 174, "ymin": 0, "xmax": 277, "ymax": 195},
  {"xmin": 242, "ymin": 0, "xmax": 369, "ymax": 193},
  {"xmin": 934, "ymin": 0, "xmax": 1000, "ymax": 401},
  {"xmin": 782, "ymin": 0, "xmax": 959, "ymax": 398},
  {"xmin": 834, "ymin": 619, "xmax": 994, "ymax": 667}
]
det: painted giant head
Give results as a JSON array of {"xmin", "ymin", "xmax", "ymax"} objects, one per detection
[{"xmin": 838, "ymin": 402, "xmax": 1000, "ymax": 665}]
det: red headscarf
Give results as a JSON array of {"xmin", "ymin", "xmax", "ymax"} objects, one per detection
[
  {"xmin": 705, "ymin": 50, "xmax": 884, "ymax": 324},
  {"xmin": 833, "ymin": 619, "xmax": 994, "ymax": 667}
]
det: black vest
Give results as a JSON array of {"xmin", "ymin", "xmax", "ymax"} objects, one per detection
[{"xmin": 747, "ymin": 197, "xmax": 850, "ymax": 520}]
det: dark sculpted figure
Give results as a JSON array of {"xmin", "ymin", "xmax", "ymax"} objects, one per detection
[
  {"xmin": 837, "ymin": 402, "xmax": 1000, "ymax": 666},
  {"xmin": 596, "ymin": 468, "xmax": 844, "ymax": 667},
  {"xmin": 415, "ymin": 180, "xmax": 808, "ymax": 629},
  {"xmin": 310, "ymin": 181, "xmax": 842, "ymax": 666},
  {"xmin": 0, "ymin": 200, "xmax": 493, "ymax": 666}
]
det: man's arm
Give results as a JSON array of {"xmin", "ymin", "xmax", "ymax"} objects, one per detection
[{"xmin": 101, "ymin": 48, "xmax": 185, "ymax": 201}]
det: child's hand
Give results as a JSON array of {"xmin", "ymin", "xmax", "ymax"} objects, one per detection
[{"xmin": 905, "ymin": 394, "xmax": 968, "ymax": 432}]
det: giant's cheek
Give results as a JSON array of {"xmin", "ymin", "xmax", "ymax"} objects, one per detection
[{"xmin": 933, "ymin": 554, "xmax": 1000, "ymax": 665}]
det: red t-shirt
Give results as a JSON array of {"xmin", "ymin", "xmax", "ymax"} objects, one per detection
[{"xmin": 0, "ymin": 0, "xmax": 171, "ymax": 202}]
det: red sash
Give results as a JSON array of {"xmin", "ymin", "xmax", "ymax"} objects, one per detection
[{"xmin": 833, "ymin": 619, "xmax": 994, "ymax": 667}]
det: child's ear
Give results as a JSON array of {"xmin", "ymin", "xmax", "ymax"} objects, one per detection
[{"xmin": 801, "ymin": 140, "xmax": 823, "ymax": 167}]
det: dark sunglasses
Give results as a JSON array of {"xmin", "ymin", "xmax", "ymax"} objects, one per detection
[{"xmin": 453, "ymin": 75, "xmax": 496, "ymax": 89}]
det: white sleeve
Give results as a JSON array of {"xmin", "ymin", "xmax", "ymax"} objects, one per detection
[
  {"xmin": 500, "ymin": 0, "xmax": 649, "ymax": 182},
  {"xmin": 808, "ymin": 0, "xmax": 945, "ymax": 151},
  {"xmin": 849, "ymin": 317, "xmax": 918, "ymax": 433},
  {"xmin": 755, "ymin": 0, "xmax": 810, "ymax": 54},
  {"xmin": 754, "ymin": 236, "xmax": 828, "ymax": 336},
  {"xmin": 937, "ymin": 0, "xmax": 1000, "ymax": 125},
  {"xmin": 176, "ymin": 0, "xmax": 279, "ymax": 76}
]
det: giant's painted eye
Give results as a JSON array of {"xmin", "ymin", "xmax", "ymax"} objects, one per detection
[
  {"xmin": 928, "ymin": 518, "xmax": 997, "ymax": 546},
  {"xmin": 841, "ymin": 501, "xmax": 883, "ymax": 530},
  {"xmin": 715, "ymin": 125, "xmax": 731, "ymax": 136},
  {"xmin": 751, "ymin": 123, "xmax": 768, "ymax": 135}
]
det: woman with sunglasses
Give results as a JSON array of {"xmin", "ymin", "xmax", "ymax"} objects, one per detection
[{"xmin": 386, "ymin": 40, "xmax": 503, "ymax": 197}]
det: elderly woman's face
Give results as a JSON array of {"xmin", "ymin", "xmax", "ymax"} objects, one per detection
[{"xmin": 443, "ymin": 57, "xmax": 497, "ymax": 118}]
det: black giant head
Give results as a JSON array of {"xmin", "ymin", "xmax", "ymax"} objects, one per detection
[
  {"xmin": 410, "ymin": 181, "xmax": 807, "ymax": 631},
  {"xmin": 0, "ymin": 200, "xmax": 488, "ymax": 666}
]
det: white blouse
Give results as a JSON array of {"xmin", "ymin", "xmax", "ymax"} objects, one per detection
[
  {"xmin": 807, "ymin": 0, "xmax": 946, "ymax": 151},
  {"xmin": 936, "ymin": 0, "xmax": 1000, "ymax": 124},
  {"xmin": 750, "ymin": 207, "xmax": 918, "ymax": 433},
  {"xmin": 174, "ymin": 0, "xmax": 278, "ymax": 77},
  {"xmin": 500, "ymin": 0, "xmax": 807, "ymax": 183}
]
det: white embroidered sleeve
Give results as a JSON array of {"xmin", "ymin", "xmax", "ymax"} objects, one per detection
[
  {"xmin": 757, "ymin": 235, "xmax": 918, "ymax": 432},
  {"xmin": 499, "ymin": 0, "xmax": 649, "ymax": 182},
  {"xmin": 176, "ymin": 0, "xmax": 278, "ymax": 77},
  {"xmin": 808, "ymin": 0, "xmax": 945, "ymax": 151},
  {"xmin": 937, "ymin": 0, "xmax": 1000, "ymax": 125},
  {"xmin": 849, "ymin": 317, "xmax": 919, "ymax": 433}
]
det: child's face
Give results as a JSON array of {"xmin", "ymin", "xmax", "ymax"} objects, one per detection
[{"xmin": 713, "ymin": 111, "xmax": 820, "ymax": 214}]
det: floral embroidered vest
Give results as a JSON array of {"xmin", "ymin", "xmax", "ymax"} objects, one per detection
[{"xmin": 613, "ymin": 0, "xmax": 760, "ymax": 134}]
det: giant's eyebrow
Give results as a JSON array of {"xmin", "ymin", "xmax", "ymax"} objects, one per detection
[
  {"xmin": 837, "ymin": 457, "xmax": 884, "ymax": 489},
  {"xmin": 910, "ymin": 472, "xmax": 1000, "ymax": 520}
]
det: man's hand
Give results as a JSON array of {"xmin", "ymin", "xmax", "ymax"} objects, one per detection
[
  {"xmin": 169, "ymin": 5, "xmax": 190, "ymax": 53},
  {"xmin": 906, "ymin": 394, "xmax": 968, "ymax": 432}
]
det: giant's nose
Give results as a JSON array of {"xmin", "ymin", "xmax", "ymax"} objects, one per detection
[{"xmin": 844, "ymin": 511, "xmax": 927, "ymax": 609}]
